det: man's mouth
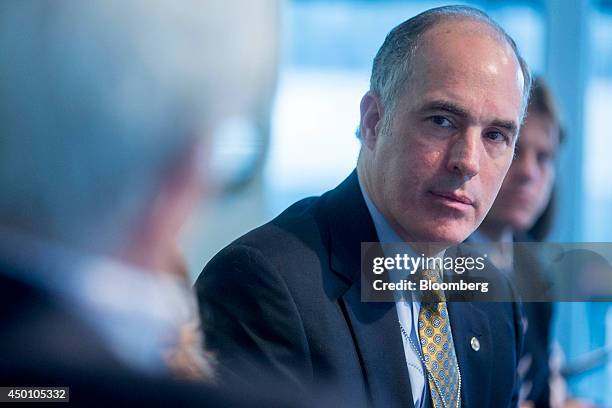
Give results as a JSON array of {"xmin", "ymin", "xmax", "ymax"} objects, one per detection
[{"xmin": 429, "ymin": 190, "xmax": 475, "ymax": 208}]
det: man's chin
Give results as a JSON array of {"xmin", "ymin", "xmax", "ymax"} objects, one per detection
[
  {"xmin": 421, "ymin": 222, "xmax": 473, "ymax": 245},
  {"xmin": 395, "ymin": 215, "xmax": 474, "ymax": 244}
]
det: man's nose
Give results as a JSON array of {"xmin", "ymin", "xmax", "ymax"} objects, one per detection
[{"xmin": 447, "ymin": 129, "xmax": 480, "ymax": 179}]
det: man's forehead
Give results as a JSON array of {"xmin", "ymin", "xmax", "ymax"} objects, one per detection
[
  {"xmin": 403, "ymin": 21, "xmax": 524, "ymax": 123},
  {"xmin": 415, "ymin": 21, "xmax": 518, "ymax": 75}
]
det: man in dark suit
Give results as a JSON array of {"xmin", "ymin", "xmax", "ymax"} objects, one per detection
[
  {"xmin": 0, "ymin": 0, "xmax": 286, "ymax": 406},
  {"xmin": 197, "ymin": 6, "xmax": 531, "ymax": 408}
]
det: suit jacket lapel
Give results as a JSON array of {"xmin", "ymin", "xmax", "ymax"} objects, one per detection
[
  {"xmin": 324, "ymin": 170, "xmax": 414, "ymax": 408},
  {"xmin": 340, "ymin": 286, "xmax": 415, "ymax": 408},
  {"xmin": 447, "ymin": 301, "xmax": 492, "ymax": 408}
]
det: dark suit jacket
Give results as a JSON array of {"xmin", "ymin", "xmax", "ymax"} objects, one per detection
[
  {"xmin": 196, "ymin": 170, "xmax": 524, "ymax": 408},
  {"xmin": 0, "ymin": 260, "xmax": 298, "ymax": 407}
]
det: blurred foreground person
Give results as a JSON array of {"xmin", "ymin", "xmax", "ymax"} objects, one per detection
[
  {"xmin": 0, "ymin": 0, "xmax": 286, "ymax": 406},
  {"xmin": 474, "ymin": 78, "xmax": 594, "ymax": 408}
]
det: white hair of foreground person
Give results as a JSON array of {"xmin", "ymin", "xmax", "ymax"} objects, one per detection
[{"xmin": 0, "ymin": 0, "xmax": 278, "ymax": 252}]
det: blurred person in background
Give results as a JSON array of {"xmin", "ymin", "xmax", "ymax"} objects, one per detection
[
  {"xmin": 473, "ymin": 77, "xmax": 594, "ymax": 408},
  {"xmin": 0, "ymin": 0, "xmax": 283, "ymax": 406}
]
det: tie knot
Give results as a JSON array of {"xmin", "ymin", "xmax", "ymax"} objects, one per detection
[
  {"xmin": 420, "ymin": 268, "xmax": 442, "ymax": 284},
  {"xmin": 419, "ymin": 268, "xmax": 445, "ymax": 303}
]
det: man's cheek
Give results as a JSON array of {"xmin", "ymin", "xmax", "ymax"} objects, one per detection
[
  {"xmin": 490, "ymin": 166, "xmax": 509, "ymax": 196},
  {"xmin": 481, "ymin": 193, "xmax": 499, "ymax": 220}
]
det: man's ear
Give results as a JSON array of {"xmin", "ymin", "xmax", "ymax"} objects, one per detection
[{"xmin": 359, "ymin": 90, "xmax": 384, "ymax": 150}]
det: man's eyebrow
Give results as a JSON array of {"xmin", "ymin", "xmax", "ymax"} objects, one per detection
[
  {"xmin": 420, "ymin": 99, "xmax": 519, "ymax": 136},
  {"xmin": 490, "ymin": 119, "xmax": 518, "ymax": 137},
  {"xmin": 419, "ymin": 100, "xmax": 469, "ymax": 117}
]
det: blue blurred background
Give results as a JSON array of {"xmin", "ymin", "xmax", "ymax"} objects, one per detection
[{"xmin": 181, "ymin": 1, "xmax": 612, "ymax": 403}]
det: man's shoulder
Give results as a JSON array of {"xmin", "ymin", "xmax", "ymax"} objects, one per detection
[
  {"xmin": 237, "ymin": 194, "xmax": 327, "ymax": 251},
  {"xmin": 214, "ymin": 192, "xmax": 336, "ymax": 271},
  {"xmin": 196, "ymin": 170, "xmax": 373, "ymax": 301},
  {"xmin": 197, "ymin": 193, "xmax": 335, "ymax": 296}
]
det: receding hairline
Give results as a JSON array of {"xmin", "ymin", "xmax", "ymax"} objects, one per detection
[
  {"xmin": 371, "ymin": 7, "xmax": 530, "ymax": 97},
  {"xmin": 403, "ymin": 17, "xmax": 524, "ymax": 89},
  {"xmin": 418, "ymin": 16, "xmax": 513, "ymax": 47}
]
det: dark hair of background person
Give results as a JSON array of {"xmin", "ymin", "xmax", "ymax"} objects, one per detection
[{"xmin": 526, "ymin": 77, "xmax": 565, "ymax": 241}]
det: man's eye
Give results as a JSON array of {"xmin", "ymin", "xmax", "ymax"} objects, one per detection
[
  {"xmin": 485, "ymin": 131, "xmax": 507, "ymax": 143},
  {"xmin": 430, "ymin": 116, "xmax": 453, "ymax": 128}
]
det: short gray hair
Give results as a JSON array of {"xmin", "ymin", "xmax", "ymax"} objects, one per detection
[
  {"xmin": 360, "ymin": 5, "xmax": 531, "ymax": 138},
  {"xmin": 0, "ymin": 0, "xmax": 276, "ymax": 250}
]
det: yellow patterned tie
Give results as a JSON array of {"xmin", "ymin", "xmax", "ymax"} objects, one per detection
[{"xmin": 418, "ymin": 268, "xmax": 461, "ymax": 408}]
